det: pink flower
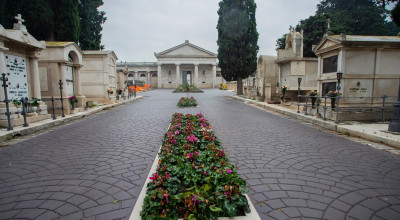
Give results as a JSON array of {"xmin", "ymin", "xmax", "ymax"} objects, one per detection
[
  {"xmin": 195, "ymin": 166, "xmax": 198, "ymax": 170},
  {"xmin": 173, "ymin": 140, "xmax": 176, "ymax": 144},
  {"xmin": 219, "ymin": 150, "xmax": 224, "ymax": 157},
  {"xmin": 165, "ymin": 173, "xmax": 171, "ymax": 179},
  {"xmin": 220, "ymin": 171, "xmax": 223, "ymax": 174},
  {"xmin": 204, "ymin": 171, "xmax": 207, "ymax": 175},
  {"xmin": 149, "ymin": 173, "xmax": 159, "ymax": 182},
  {"xmin": 175, "ymin": 130, "xmax": 179, "ymax": 135},
  {"xmin": 163, "ymin": 193, "xmax": 169, "ymax": 204},
  {"xmin": 227, "ymin": 168, "xmax": 231, "ymax": 174},
  {"xmin": 194, "ymin": 151, "xmax": 199, "ymax": 156}
]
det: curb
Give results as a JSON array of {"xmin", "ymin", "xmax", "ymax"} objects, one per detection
[
  {"xmin": 0, "ymin": 96, "xmax": 144, "ymax": 143},
  {"xmin": 230, "ymin": 96, "xmax": 400, "ymax": 149}
]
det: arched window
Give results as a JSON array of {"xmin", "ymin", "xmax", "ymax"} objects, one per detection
[
  {"xmin": 140, "ymin": 74, "xmax": 146, "ymax": 77},
  {"xmin": 68, "ymin": 54, "xmax": 73, "ymax": 63},
  {"xmin": 152, "ymin": 73, "xmax": 158, "ymax": 78},
  {"xmin": 128, "ymin": 73, "xmax": 134, "ymax": 78}
]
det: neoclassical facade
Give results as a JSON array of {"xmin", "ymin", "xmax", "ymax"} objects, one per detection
[{"xmin": 117, "ymin": 40, "xmax": 224, "ymax": 88}]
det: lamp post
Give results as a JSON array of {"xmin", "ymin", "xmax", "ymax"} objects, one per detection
[
  {"xmin": 297, "ymin": 77, "xmax": 302, "ymax": 113},
  {"xmin": 335, "ymin": 72, "xmax": 343, "ymax": 124},
  {"xmin": 389, "ymin": 80, "xmax": 400, "ymax": 132}
]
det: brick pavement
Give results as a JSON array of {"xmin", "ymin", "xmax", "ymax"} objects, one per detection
[{"xmin": 1, "ymin": 89, "xmax": 400, "ymax": 220}]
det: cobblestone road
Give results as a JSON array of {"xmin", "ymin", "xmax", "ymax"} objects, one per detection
[{"xmin": 1, "ymin": 89, "xmax": 400, "ymax": 220}]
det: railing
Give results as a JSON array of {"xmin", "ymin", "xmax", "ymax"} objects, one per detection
[{"xmin": 296, "ymin": 94, "xmax": 396, "ymax": 124}]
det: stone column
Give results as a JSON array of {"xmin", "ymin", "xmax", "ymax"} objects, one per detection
[
  {"xmin": 212, "ymin": 64, "xmax": 217, "ymax": 88},
  {"xmin": 146, "ymin": 72, "xmax": 150, "ymax": 85},
  {"xmin": 0, "ymin": 43, "xmax": 9, "ymax": 107},
  {"xmin": 176, "ymin": 64, "xmax": 180, "ymax": 86},
  {"xmin": 29, "ymin": 55, "xmax": 41, "ymax": 99},
  {"xmin": 134, "ymin": 71, "xmax": 139, "ymax": 80},
  {"xmin": 194, "ymin": 63, "xmax": 199, "ymax": 87},
  {"xmin": 157, "ymin": 64, "xmax": 162, "ymax": 88},
  {"xmin": 74, "ymin": 65, "xmax": 82, "ymax": 96}
]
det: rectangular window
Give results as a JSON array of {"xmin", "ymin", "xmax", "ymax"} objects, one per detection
[
  {"xmin": 322, "ymin": 82, "xmax": 337, "ymax": 96},
  {"xmin": 323, "ymin": 55, "xmax": 338, "ymax": 73}
]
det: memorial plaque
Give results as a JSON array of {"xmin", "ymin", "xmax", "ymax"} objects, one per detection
[
  {"xmin": 4, "ymin": 54, "xmax": 29, "ymax": 100},
  {"xmin": 349, "ymin": 88, "xmax": 368, "ymax": 97},
  {"xmin": 65, "ymin": 65, "xmax": 74, "ymax": 96}
]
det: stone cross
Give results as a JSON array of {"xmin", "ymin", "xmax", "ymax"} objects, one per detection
[{"xmin": 14, "ymin": 14, "xmax": 25, "ymax": 25}]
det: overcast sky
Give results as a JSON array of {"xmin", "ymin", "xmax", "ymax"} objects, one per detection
[{"xmin": 100, "ymin": 0, "xmax": 320, "ymax": 62}]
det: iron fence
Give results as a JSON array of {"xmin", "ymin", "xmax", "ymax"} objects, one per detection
[{"xmin": 296, "ymin": 94, "xmax": 396, "ymax": 124}]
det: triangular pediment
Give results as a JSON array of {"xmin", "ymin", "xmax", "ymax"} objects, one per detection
[
  {"xmin": 155, "ymin": 40, "xmax": 216, "ymax": 58},
  {"xmin": 314, "ymin": 36, "xmax": 342, "ymax": 53}
]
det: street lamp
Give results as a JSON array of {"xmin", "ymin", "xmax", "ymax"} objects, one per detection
[{"xmin": 297, "ymin": 77, "xmax": 302, "ymax": 113}]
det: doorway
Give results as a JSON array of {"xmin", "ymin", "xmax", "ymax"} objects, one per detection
[{"xmin": 182, "ymin": 71, "xmax": 192, "ymax": 85}]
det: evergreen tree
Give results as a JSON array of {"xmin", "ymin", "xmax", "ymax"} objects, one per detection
[
  {"xmin": 52, "ymin": 0, "xmax": 80, "ymax": 43},
  {"xmin": 79, "ymin": 0, "xmax": 107, "ymax": 50},
  {"xmin": 217, "ymin": 0, "xmax": 259, "ymax": 95},
  {"xmin": 275, "ymin": 34, "xmax": 287, "ymax": 49},
  {"xmin": 0, "ymin": 0, "xmax": 54, "ymax": 41},
  {"xmin": 279, "ymin": 0, "xmax": 398, "ymax": 57}
]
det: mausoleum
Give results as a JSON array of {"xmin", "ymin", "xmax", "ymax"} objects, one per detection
[
  {"xmin": 38, "ymin": 41, "xmax": 86, "ymax": 115},
  {"xmin": 0, "ymin": 15, "xmax": 50, "ymax": 127},
  {"xmin": 314, "ymin": 34, "xmax": 400, "ymax": 106},
  {"xmin": 275, "ymin": 29, "xmax": 318, "ymax": 102},
  {"xmin": 117, "ymin": 40, "xmax": 224, "ymax": 89},
  {"xmin": 81, "ymin": 50, "xmax": 119, "ymax": 104}
]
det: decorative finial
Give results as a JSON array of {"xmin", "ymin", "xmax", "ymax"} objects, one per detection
[{"xmin": 185, "ymin": 40, "xmax": 189, "ymax": 44}]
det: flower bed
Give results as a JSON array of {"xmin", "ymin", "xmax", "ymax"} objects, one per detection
[
  {"xmin": 173, "ymin": 83, "xmax": 204, "ymax": 93},
  {"xmin": 177, "ymin": 97, "xmax": 198, "ymax": 108},
  {"xmin": 140, "ymin": 113, "xmax": 250, "ymax": 219}
]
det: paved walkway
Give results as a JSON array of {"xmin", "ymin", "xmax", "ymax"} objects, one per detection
[{"xmin": 0, "ymin": 89, "xmax": 400, "ymax": 219}]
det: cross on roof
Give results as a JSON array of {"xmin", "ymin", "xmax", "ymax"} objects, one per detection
[
  {"xmin": 327, "ymin": 18, "xmax": 331, "ymax": 30},
  {"xmin": 14, "ymin": 14, "xmax": 25, "ymax": 25}
]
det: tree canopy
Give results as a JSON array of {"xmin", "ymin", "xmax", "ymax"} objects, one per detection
[
  {"xmin": 276, "ymin": 0, "xmax": 400, "ymax": 57},
  {"xmin": 217, "ymin": 0, "xmax": 259, "ymax": 95},
  {"xmin": 0, "ymin": 0, "xmax": 106, "ymax": 49}
]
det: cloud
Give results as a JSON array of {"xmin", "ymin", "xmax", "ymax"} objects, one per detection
[{"xmin": 100, "ymin": 0, "xmax": 320, "ymax": 62}]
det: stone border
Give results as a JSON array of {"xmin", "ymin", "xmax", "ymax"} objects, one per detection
[
  {"xmin": 0, "ymin": 96, "xmax": 144, "ymax": 143},
  {"xmin": 231, "ymin": 95, "xmax": 400, "ymax": 149},
  {"xmin": 129, "ymin": 125, "xmax": 261, "ymax": 220}
]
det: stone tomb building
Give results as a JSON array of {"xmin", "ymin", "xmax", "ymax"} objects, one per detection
[
  {"xmin": 38, "ymin": 42, "xmax": 86, "ymax": 114},
  {"xmin": 275, "ymin": 29, "xmax": 318, "ymax": 101},
  {"xmin": 0, "ymin": 16, "xmax": 50, "ymax": 127},
  {"xmin": 313, "ymin": 34, "xmax": 400, "ymax": 120},
  {"xmin": 117, "ymin": 40, "xmax": 224, "ymax": 88},
  {"xmin": 81, "ymin": 50, "xmax": 119, "ymax": 104},
  {"xmin": 256, "ymin": 55, "xmax": 279, "ymax": 102},
  {"xmin": 314, "ymin": 34, "xmax": 400, "ymax": 104}
]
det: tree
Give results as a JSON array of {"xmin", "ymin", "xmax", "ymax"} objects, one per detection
[
  {"xmin": 52, "ymin": 0, "xmax": 80, "ymax": 43},
  {"xmin": 217, "ymin": 0, "xmax": 259, "ymax": 95},
  {"xmin": 0, "ymin": 0, "xmax": 55, "ymax": 41},
  {"xmin": 0, "ymin": 0, "xmax": 106, "ymax": 48},
  {"xmin": 282, "ymin": 0, "xmax": 396, "ymax": 57},
  {"xmin": 79, "ymin": 0, "xmax": 107, "ymax": 50},
  {"xmin": 275, "ymin": 34, "xmax": 287, "ymax": 49}
]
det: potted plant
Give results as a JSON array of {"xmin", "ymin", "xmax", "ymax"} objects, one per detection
[
  {"xmin": 308, "ymin": 90, "xmax": 318, "ymax": 108},
  {"xmin": 116, "ymin": 89, "xmax": 122, "ymax": 100},
  {"xmin": 328, "ymin": 90, "xmax": 340, "ymax": 109},
  {"xmin": 280, "ymin": 85, "xmax": 287, "ymax": 102},
  {"xmin": 107, "ymin": 89, "xmax": 114, "ymax": 98},
  {"xmin": 30, "ymin": 97, "xmax": 40, "ymax": 113},
  {"xmin": 68, "ymin": 96, "xmax": 78, "ymax": 110},
  {"xmin": 12, "ymin": 98, "xmax": 22, "ymax": 113}
]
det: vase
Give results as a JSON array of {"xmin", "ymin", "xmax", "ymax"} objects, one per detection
[
  {"xmin": 17, "ymin": 107, "xmax": 22, "ymax": 114},
  {"xmin": 331, "ymin": 97, "xmax": 336, "ymax": 109},
  {"xmin": 311, "ymin": 97, "xmax": 317, "ymax": 108},
  {"xmin": 116, "ymin": 95, "xmax": 120, "ymax": 100},
  {"xmin": 31, "ymin": 106, "xmax": 38, "ymax": 113}
]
